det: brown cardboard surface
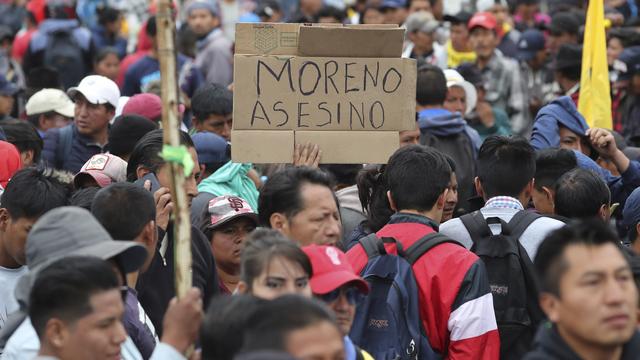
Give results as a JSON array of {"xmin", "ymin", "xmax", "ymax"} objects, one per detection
[
  {"xmin": 233, "ymin": 55, "xmax": 417, "ymax": 131},
  {"xmin": 297, "ymin": 26, "xmax": 404, "ymax": 58},
  {"xmin": 231, "ymin": 130, "xmax": 294, "ymax": 163},
  {"xmin": 295, "ymin": 131, "xmax": 398, "ymax": 164},
  {"xmin": 235, "ymin": 23, "xmax": 301, "ymax": 56}
]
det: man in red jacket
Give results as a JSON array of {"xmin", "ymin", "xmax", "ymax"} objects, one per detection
[{"xmin": 346, "ymin": 145, "xmax": 500, "ymax": 359}]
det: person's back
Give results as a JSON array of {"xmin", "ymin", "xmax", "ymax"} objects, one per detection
[
  {"xmin": 346, "ymin": 145, "xmax": 499, "ymax": 358},
  {"xmin": 416, "ymin": 64, "xmax": 479, "ymax": 215}
]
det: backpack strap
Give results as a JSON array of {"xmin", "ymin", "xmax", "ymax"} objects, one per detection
[
  {"xmin": 506, "ymin": 210, "xmax": 541, "ymax": 240},
  {"xmin": 459, "ymin": 210, "xmax": 493, "ymax": 244},
  {"xmin": 404, "ymin": 232, "xmax": 463, "ymax": 265},
  {"xmin": 55, "ymin": 125, "xmax": 73, "ymax": 170},
  {"xmin": 358, "ymin": 233, "xmax": 386, "ymax": 260}
]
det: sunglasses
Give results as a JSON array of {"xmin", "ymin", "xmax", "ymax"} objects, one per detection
[{"xmin": 320, "ymin": 287, "xmax": 364, "ymax": 305}]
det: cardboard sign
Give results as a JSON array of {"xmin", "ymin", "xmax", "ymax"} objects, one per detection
[{"xmin": 232, "ymin": 23, "xmax": 416, "ymax": 164}]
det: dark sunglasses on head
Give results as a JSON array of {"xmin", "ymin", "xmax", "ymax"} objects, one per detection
[{"xmin": 320, "ymin": 287, "xmax": 364, "ymax": 305}]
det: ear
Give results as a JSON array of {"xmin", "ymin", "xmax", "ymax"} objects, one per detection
[
  {"xmin": 541, "ymin": 186, "xmax": 554, "ymax": 202},
  {"xmin": 386, "ymin": 191, "xmax": 398, "ymax": 212},
  {"xmin": 142, "ymin": 221, "xmax": 157, "ymax": 250},
  {"xmin": 0, "ymin": 208, "xmax": 9, "ymax": 232},
  {"xmin": 539, "ymin": 292, "xmax": 560, "ymax": 323},
  {"xmin": 269, "ymin": 213, "xmax": 289, "ymax": 233},
  {"xmin": 45, "ymin": 318, "xmax": 68, "ymax": 349},
  {"xmin": 599, "ymin": 204, "xmax": 610, "ymax": 221},
  {"xmin": 435, "ymin": 188, "xmax": 448, "ymax": 210},
  {"xmin": 136, "ymin": 165, "xmax": 151, "ymax": 181},
  {"xmin": 21, "ymin": 150, "xmax": 34, "ymax": 166},
  {"xmin": 474, "ymin": 177, "xmax": 484, "ymax": 199}
]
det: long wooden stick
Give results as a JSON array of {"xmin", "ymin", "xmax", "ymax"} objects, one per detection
[{"xmin": 156, "ymin": 0, "xmax": 192, "ymax": 298}]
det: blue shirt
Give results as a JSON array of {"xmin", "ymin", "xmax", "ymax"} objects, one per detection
[{"xmin": 122, "ymin": 54, "xmax": 204, "ymax": 98}]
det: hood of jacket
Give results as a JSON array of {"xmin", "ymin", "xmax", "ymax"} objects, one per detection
[
  {"xmin": 418, "ymin": 108, "xmax": 482, "ymax": 151},
  {"xmin": 530, "ymin": 96, "xmax": 590, "ymax": 150}
]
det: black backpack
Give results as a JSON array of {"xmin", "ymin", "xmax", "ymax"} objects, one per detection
[
  {"xmin": 459, "ymin": 210, "xmax": 545, "ymax": 360},
  {"xmin": 43, "ymin": 28, "xmax": 87, "ymax": 89}
]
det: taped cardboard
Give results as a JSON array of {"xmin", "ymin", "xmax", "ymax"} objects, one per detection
[
  {"xmin": 231, "ymin": 130, "xmax": 294, "ymax": 163},
  {"xmin": 235, "ymin": 23, "xmax": 301, "ymax": 56},
  {"xmin": 233, "ymin": 56, "xmax": 417, "ymax": 131},
  {"xmin": 295, "ymin": 131, "xmax": 398, "ymax": 164}
]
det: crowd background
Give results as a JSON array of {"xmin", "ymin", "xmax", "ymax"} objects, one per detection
[{"xmin": 2, "ymin": 0, "xmax": 640, "ymax": 359}]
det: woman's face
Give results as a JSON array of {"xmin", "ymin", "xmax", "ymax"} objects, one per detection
[
  {"xmin": 94, "ymin": 53, "xmax": 120, "ymax": 81},
  {"xmin": 250, "ymin": 256, "xmax": 312, "ymax": 300},
  {"xmin": 210, "ymin": 217, "xmax": 256, "ymax": 273},
  {"xmin": 608, "ymin": 37, "xmax": 624, "ymax": 67}
]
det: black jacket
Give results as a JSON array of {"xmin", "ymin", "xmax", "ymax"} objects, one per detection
[
  {"xmin": 136, "ymin": 223, "xmax": 218, "ymax": 335},
  {"xmin": 524, "ymin": 322, "xmax": 640, "ymax": 360}
]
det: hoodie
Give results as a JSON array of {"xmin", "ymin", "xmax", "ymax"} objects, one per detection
[
  {"xmin": 530, "ymin": 96, "xmax": 590, "ymax": 151},
  {"xmin": 524, "ymin": 323, "xmax": 640, "ymax": 360},
  {"xmin": 197, "ymin": 161, "xmax": 259, "ymax": 210},
  {"xmin": 418, "ymin": 108, "xmax": 482, "ymax": 151}
]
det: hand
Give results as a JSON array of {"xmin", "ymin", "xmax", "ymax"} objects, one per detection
[
  {"xmin": 293, "ymin": 143, "xmax": 321, "ymax": 167},
  {"xmin": 161, "ymin": 288, "xmax": 203, "ymax": 354},
  {"xmin": 587, "ymin": 127, "xmax": 630, "ymax": 173},
  {"xmin": 476, "ymin": 102, "xmax": 495, "ymax": 128},
  {"xmin": 153, "ymin": 187, "xmax": 173, "ymax": 231}
]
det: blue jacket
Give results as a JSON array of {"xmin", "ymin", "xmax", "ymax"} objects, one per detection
[
  {"xmin": 530, "ymin": 96, "xmax": 590, "ymax": 150},
  {"xmin": 418, "ymin": 108, "xmax": 482, "ymax": 152},
  {"xmin": 42, "ymin": 124, "xmax": 107, "ymax": 174}
]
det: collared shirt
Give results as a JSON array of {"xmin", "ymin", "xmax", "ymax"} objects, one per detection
[
  {"xmin": 484, "ymin": 196, "xmax": 524, "ymax": 211},
  {"xmin": 479, "ymin": 49, "xmax": 526, "ymax": 135}
]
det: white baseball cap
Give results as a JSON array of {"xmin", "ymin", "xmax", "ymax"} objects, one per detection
[
  {"xmin": 67, "ymin": 75, "xmax": 120, "ymax": 108},
  {"xmin": 25, "ymin": 88, "xmax": 75, "ymax": 117},
  {"xmin": 443, "ymin": 69, "xmax": 477, "ymax": 115}
]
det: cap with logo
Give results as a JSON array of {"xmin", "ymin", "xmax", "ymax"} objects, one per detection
[
  {"xmin": 74, "ymin": 153, "xmax": 128, "ymax": 188},
  {"xmin": 468, "ymin": 12, "xmax": 498, "ymax": 31},
  {"xmin": 516, "ymin": 29, "xmax": 546, "ymax": 61},
  {"xmin": 25, "ymin": 88, "xmax": 75, "ymax": 117},
  {"xmin": 67, "ymin": 75, "xmax": 120, "ymax": 108},
  {"xmin": 207, "ymin": 195, "xmax": 258, "ymax": 229},
  {"xmin": 302, "ymin": 244, "xmax": 369, "ymax": 295}
]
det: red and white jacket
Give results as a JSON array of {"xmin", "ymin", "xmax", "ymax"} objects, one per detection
[{"xmin": 347, "ymin": 213, "xmax": 500, "ymax": 359}]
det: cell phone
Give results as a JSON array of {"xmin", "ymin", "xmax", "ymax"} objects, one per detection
[{"xmin": 134, "ymin": 172, "xmax": 161, "ymax": 193}]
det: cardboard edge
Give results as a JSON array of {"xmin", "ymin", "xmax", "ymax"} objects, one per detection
[{"xmin": 231, "ymin": 130, "xmax": 294, "ymax": 163}]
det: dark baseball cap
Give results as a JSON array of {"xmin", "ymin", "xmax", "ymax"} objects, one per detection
[
  {"xmin": 624, "ymin": 187, "xmax": 640, "ymax": 227},
  {"xmin": 443, "ymin": 11, "xmax": 472, "ymax": 25},
  {"xmin": 0, "ymin": 74, "xmax": 19, "ymax": 97},
  {"xmin": 192, "ymin": 131, "xmax": 230, "ymax": 164},
  {"xmin": 549, "ymin": 12, "xmax": 580, "ymax": 36},
  {"xmin": 551, "ymin": 44, "xmax": 582, "ymax": 70},
  {"xmin": 516, "ymin": 29, "xmax": 546, "ymax": 61},
  {"xmin": 614, "ymin": 46, "xmax": 640, "ymax": 81},
  {"xmin": 380, "ymin": 0, "xmax": 406, "ymax": 10}
]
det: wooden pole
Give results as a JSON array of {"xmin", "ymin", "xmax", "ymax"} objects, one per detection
[{"xmin": 155, "ymin": 0, "xmax": 192, "ymax": 298}]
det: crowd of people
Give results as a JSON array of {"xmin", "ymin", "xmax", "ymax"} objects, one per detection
[{"xmin": 2, "ymin": 0, "xmax": 640, "ymax": 359}]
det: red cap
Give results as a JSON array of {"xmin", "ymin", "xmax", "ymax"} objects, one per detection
[
  {"xmin": 302, "ymin": 245, "xmax": 369, "ymax": 295},
  {"xmin": 0, "ymin": 141, "xmax": 22, "ymax": 188},
  {"xmin": 122, "ymin": 93, "xmax": 163, "ymax": 122},
  {"xmin": 468, "ymin": 12, "xmax": 497, "ymax": 31}
]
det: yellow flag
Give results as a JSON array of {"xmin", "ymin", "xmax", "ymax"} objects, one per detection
[{"xmin": 578, "ymin": 0, "xmax": 612, "ymax": 129}]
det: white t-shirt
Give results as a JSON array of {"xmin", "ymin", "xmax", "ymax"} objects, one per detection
[{"xmin": 0, "ymin": 266, "xmax": 27, "ymax": 331}]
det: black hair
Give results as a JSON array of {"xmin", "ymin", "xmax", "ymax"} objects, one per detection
[
  {"xmin": 97, "ymin": 6, "xmax": 121, "ymax": 26},
  {"xmin": 534, "ymin": 220, "xmax": 626, "ymax": 296},
  {"xmin": 26, "ymin": 66, "xmax": 62, "ymax": 92},
  {"xmin": 258, "ymin": 167, "xmax": 334, "ymax": 227},
  {"xmin": 241, "ymin": 295, "xmax": 338, "ymax": 353},
  {"xmin": 201, "ymin": 295, "xmax": 267, "ymax": 360},
  {"xmin": 320, "ymin": 164, "xmax": 361, "ymax": 188},
  {"xmin": 357, "ymin": 164, "xmax": 392, "ymax": 233},
  {"xmin": 126, "ymin": 129, "xmax": 194, "ymax": 181},
  {"xmin": 29, "ymin": 256, "xmax": 120, "ymax": 338},
  {"xmin": 146, "ymin": 15, "xmax": 157, "ymax": 37},
  {"xmin": 69, "ymin": 187, "xmax": 100, "ymax": 211},
  {"xmin": 557, "ymin": 65, "xmax": 581, "ymax": 82},
  {"xmin": 191, "ymin": 83, "xmax": 233, "ymax": 121},
  {"xmin": 534, "ymin": 148, "xmax": 577, "ymax": 191},
  {"xmin": 554, "ymin": 168, "xmax": 610, "ymax": 220},
  {"xmin": 27, "ymin": 111, "xmax": 63, "ymax": 130},
  {"xmin": 386, "ymin": 145, "xmax": 451, "ymax": 212},
  {"xmin": 416, "ymin": 64, "xmax": 447, "ymax": 106},
  {"xmin": 92, "ymin": 182, "xmax": 156, "ymax": 241},
  {"xmin": 316, "ymin": 6, "xmax": 347, "ymax": 22},
  {"xmin": 477, "ymin": 136, "xmax": 536, "ymax": 198},
  {"xmin": 240, "ymin": 229, "xmax": 312, "ymax": 291},
  {"xmin": 94, "ymin": 47, "xmax": 119, "ymax": 65},
  {"xmin": 0, "ymin": 119, "xmax": 43, "ymax": 163},
  {"xmin": 1, "ymin": 167, "xmax": 69, "ymax": 219},
  {"xmin": 443, "ymin": 153, "xmax": 457, "ymax": 173}
]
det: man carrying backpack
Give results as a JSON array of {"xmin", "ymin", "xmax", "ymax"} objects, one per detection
[
  {"xmin": 22, "ymin": 1, "xmax": 95, "ymax": 90},
  {"xmin": 346, "ymin": 145, "xmax": 500, "ymax": 359},
  {"xmin": 440, "ymin": 135, "xmax": 565, "ymax": 359}
]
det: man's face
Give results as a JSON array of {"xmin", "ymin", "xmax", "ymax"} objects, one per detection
[
  {"xmin": 195, "ymin": 113, "xmax": 232, "ymax": 141},
  {"xmin": 156, "ymin": 147, "xmax": 199, "ymax": 208},
  {"xmin": 408, "ymin": 0, "xmax": 430, "ymax": 14},
  {"xmin": 558, "ymin": 126, "xmax": 587, "ymax": 155},
  {"xmin": 187, "ymin": 9, "xmax": 218, "ymax": 37},
  {"xmin": 607, "ymin": 37, "xmax": 624, "ymax": 67},
  {"xmin": 285, "ymin": 320, "xmax": 345, "ymax": 360},
  {"xmin": 74, "ymin": 94, "xmax": 113, "ymax": 138},
  {"xmin": 0, "ymin": 94, "xmax": 14, "ymax": 116},
  {"xmin": 300, "ymin": 0, "xmax": 323, "ymax": 15},
  {"xmin": 210, "ymin": 217, "xmax": 256, "ymax": 270},
  {"xmin": 399, "ymin": 128, "xmax": 420, "ymax": 147},
  {"xmin": 382, "ymin": 7, "xmax": 407, "ymax": 25},
  {"xmin": 57, "ymin": 289, "xmax": 127, "ymax": 360},
  {"xmin": 529, "ymin": 49, "xmax": 548, "ymax": 70},
  {"xmin": 282, "ymin": 183, "xmax": 341, "ymax": 246},
  {"xmin": 442, "ymin": 172, "xmax": 458, "ymax": 222},
  {"xmin": 323, "ymin": 285, "xmax": 358, "ymax": 336},
  {"xmin": 450, "ymin": 24, "xmax": 470, "ymax": 50},
  {"xmin": 0, "ymin": 210, "xmax": 35, "ymax": 267},
  {"xmin": 444, "ymin": 86, "xmax": 466, "ymax": 114},
  {"xmin": 363, "ymin": 8, "xmax": 385, "ymax": 24},
  {"xmin": 543, "ymin": 243, "xmax": 638, "ymax": 350},
  {"xmin": 469, "ymin": 28, "xmax": 498, "ymax": 59},
  {"xmin": 409, "ymin": 30, "xmax": 434, "ymax": 53}
]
